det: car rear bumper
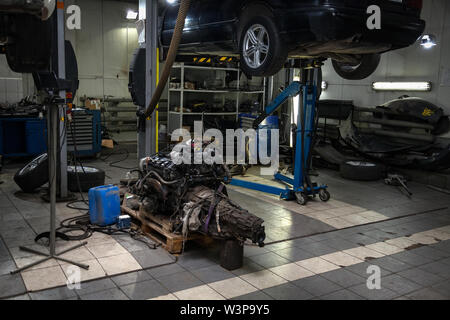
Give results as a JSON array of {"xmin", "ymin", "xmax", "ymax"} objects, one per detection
[{"xmin": 277, "ymin": 6, "xmax": 425, "ymax": 52}]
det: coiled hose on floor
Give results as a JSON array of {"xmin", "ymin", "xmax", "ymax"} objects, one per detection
[{"xmin": 143, "ymin": 0, "xmax": 191, "ymax": 119}]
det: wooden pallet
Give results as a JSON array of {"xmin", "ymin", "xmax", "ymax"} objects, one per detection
[{"xmin": 121, "ymin": 205, "xmax": 212, "ymax": 254}]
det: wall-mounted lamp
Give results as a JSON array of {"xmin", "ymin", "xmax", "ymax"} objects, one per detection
[
  {"xmin": 321, "ymin": 81, "xmax": 328, "ymax": 91},
  {"xmin": 126, "ymin": 10, "xmax": 138, "ymax": 20},
  {"xmin": 372, "ymin": 82, "xmax": 432, "ymax": 92},
  {"xmin": 420, "ymin": 34, "xmax": 437, "ymax": 49}
]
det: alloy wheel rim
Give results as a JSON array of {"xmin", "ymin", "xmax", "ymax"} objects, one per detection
[{"xmin": 243, "ymin": 24, "xmax": 270, "ymax": 69}]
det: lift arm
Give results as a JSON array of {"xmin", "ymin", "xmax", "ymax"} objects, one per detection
[{"xmin": 253, "ymin": 81, "xmax": 302, "ymax": 129}]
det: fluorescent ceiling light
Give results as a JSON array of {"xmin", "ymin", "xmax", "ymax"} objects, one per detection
[
  {"xmin": 372, "ymin": 82, "xmax": 432, "ymax": 92},
  {"xmin": 126, "ymin": 10, "xmax": 138, "ymax": 20}
]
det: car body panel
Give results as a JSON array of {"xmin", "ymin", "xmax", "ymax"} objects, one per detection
[{"xmin": 161, "ymin": 0, "xmax": 425, "ymax": 59}]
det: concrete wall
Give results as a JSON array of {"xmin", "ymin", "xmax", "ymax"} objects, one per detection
[{"xmin": 320, "ymin": 0, "xmax": 450, "ymax": 115}]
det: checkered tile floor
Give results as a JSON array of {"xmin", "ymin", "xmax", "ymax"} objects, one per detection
[{"xmin": 1, "ymin": 154, "xmax": 450, "ymax": 300}]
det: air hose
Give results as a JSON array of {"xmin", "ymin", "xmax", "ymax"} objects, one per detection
[{"xmin": 143, "ymin": 0, "xmax": 192, "ymax": 119}]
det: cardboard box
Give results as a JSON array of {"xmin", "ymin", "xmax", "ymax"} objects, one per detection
[{"xmin": 85, "ymin": 99, "xmax": 101, "ymax": 110}]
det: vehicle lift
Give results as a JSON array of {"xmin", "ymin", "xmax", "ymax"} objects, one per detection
[{"xmin": 230, "ymin": 62, "xmax": 330, "ymax": 205}]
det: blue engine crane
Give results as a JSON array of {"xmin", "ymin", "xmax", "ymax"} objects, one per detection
[{"xmin": 231, "ymin": 61, "xmax": 330, "ymax": 205}]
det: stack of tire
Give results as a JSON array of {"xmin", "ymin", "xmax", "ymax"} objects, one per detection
[{"xmin": 14, "ymin": 153, "xmax": 105, "ymax": 193}]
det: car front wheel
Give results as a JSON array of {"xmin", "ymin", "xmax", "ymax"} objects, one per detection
[
  {"xmin": 238, "ymin": 5, "xmax": 287, "ymax": 77},
  {"xmin": 332, "ymin": 54, "xmax": 381, "ymax": 80}
]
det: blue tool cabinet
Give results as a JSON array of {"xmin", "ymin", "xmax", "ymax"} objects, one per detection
[
  {"xmin": 0, "ymin": 118, "xmax": 47, "ymax": 157},
  {"xmin": 0, "ymin": 109, "xmax": 101, "ymax": 158}
]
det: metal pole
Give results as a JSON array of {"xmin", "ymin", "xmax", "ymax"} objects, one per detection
[
  {"xmin": 138, "ymin": 0, "xmax": 158, "ymax": 158},
  {"xmin": 57, "ymin": 0, "xmax": 67, "ymax": 198},
  {"xmin": 49, "ymin": 104, "xmax": 58, "ymax": 256}
]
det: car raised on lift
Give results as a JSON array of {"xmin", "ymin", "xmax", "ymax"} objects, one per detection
[{"xmin": 161, "ymin": 0, "xmax": 425, "ymax": 79}]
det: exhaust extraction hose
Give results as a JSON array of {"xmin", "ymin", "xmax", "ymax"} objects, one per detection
[{"xmin": 143, "ymin": 0, "xmax": 191, "ymax": 119}]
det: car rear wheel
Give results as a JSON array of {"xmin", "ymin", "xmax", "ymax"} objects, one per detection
[
  {"xmin": 332, "ymin": 54, "xmax": 381, "ymax": 80},
  {"xmin": 238, "ymin": 5, "xmax": 287, "ymax": 77},
  {"xmin": 6, "ymin": 14, "xmax": 52, "ymax": 73}
]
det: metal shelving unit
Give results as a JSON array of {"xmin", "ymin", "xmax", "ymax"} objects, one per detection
[{"xmin": 167, "ymin": 62, "xmax": 266, "ymax": 133}]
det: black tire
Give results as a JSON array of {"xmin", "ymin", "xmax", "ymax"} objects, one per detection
[
  {"xmin": 332, "ymin": 54, "xmax": 381, "ymax": 80},
  {"xmin": 238, "ymin": 5, "xmax": 288, "ymax": 77},
  {"xmin": 340, "ymin": 161, "xmax": 383, "ymax": 181},
  {"xmin": 14, "ymin": 154, "xmax": 49, "ymax": 193},
  {"xmin": 6, "ymin": 14, "xmax": 52, "ymax": 73},
  {"xmin": 67, "ymin": 166, "xmax": 106, "ymax": 192},
  {"xmin": 319, "ymin": 189, "xmax": 331, "ymax": 202}
]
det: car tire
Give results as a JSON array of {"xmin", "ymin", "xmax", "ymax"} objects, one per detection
[
  {"xmin": 14, "ymin": 154, "xmax": 49, "ymax": 193},
  {"xmin": 340, "ymin": 161, "xmax": 383, "ymax": 181},
  {"xmin": 332, "ymin": 54, "xmax": 381, "ymax": 80},
  {"xmin": 67, "ymin": 166, "xmax": 106, "ymax": 192},
  {"xmin": 6, "ymin": 14, "xmax": 52, "ymax": 73},
  {"xmin": 238, "ymin": 5, "xmax": 288, "ymax": 77}
]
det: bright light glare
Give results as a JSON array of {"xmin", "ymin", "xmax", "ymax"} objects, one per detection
[
  {"xmin": 126, "ymin": 10, "xmax": 138, "ymax": 20},
  {"xmin": 372, "ymin": 82, "xmax": 432, "ymax": 92}
]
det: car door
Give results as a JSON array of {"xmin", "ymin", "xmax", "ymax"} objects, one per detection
[
  {"xmin": 161, "ymin": 1, "xmax": 201, "ymax": 47},
  {"xmin": 195, "ymin": 0, "xmax": 238, "ymax": 48}
]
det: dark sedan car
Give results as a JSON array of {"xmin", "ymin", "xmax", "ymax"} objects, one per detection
[{"xmin": 161, "ymin": 0, "xmax": 425, "ymax": 79}]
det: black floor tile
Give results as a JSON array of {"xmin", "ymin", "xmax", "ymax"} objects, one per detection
[
  {"xmin": 299, "ymin": 242, "xmax": 337, "ymax": 256},
  {"xmin": 121, "ymin": 279, "xmax": 169, "ymax": 300},
  {"xmin": 75, "ymin": 278, "xmax": 117, "ymax": 296},
  {"xmin": 80, "ymin": 287, "xmax": 129, "ymax": 300},
  {"xmin": 293, "ymin": 275, "xmax": 342, "ymax": 297},
  {"xmin": 263, "ymin": 282, "xmax": 314, "ymax": 300},
  {"xmin": 381, "ymin": 274, "xmax": 423, "ymax": 296},
  {"xmin": 389, "ymin": 251, "xmax": 434, "ymax": 267},
  {"xmin": 368, "ymin": 256, "xmax": 413, "ymax": 273},
  {"xmin": 418, "ymin": 261, "xmax": 450, "ymax": 279},
  {"xmin": 156, "ymin": 271, "xmax": 203, "ymax": 292},
  {"xmin": 348, "ymin": 283, "xmax": 400, "ymax": 300},
  {"xmin": 321, "ymin": 268, "xmax": 366, "ymax": 288},
  {"xmin": 398, "ymin": 268, "xmax": 445, "ymax": 287},
  {"xmin": 321, "ymin": 289, "xmax": 366, "ymax": 300},
  {"xmin": 408, "ymin": 246, "xmax": 449, "ymax": 261},
  {"xmin": 405, "ymin": 287, "xmax": 448, "ymax": 300},
  {"xmin": 131, "ymin": 249, "xmax": 175, "ymax": 269},
  {"xmin": 29, "ymin": 286, "xmax": 78, "ymax": 300},
  {"xmin": 111, "ymin": 270, "xmax": 152, "ymax": 287},
  {"xmin": 274, "ymin": 247, "xmax": 314, "ymax": 262},
  {"xmin": 191, "ymin": 265, "xmax": 235, "ymax": 284},
  {"xmin": 431, "ymin": 279, "xmax": 450, "ymax": 298},
  {"xmin": 231, "ymin": 290, "xmax": 274, "ymax": 300},
  {"xmin": 0, "ymin": 273, "xmax": 26, "ymax": 299},
  {"xmin": 249, "ymin": 252, "xmax": 290, "ymax": 268},
  {"xmin": 146, "ymin": 263, "xmax": 186, "ymax": 278}
]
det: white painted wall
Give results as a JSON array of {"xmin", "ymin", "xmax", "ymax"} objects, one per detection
[
  {"xmin": 66, "ymin": 0, "xmax": 139, "ymax": 104},
  {"xmin": 321, "ymin": 0, "xmax": 450, "ymax": 116},
  {"xmin": 0, "ymin": 56, "xmax": 24, "ymax": 104}
]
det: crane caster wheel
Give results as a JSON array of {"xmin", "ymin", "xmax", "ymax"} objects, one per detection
[
  {"xmin": 319, "ymin": 189, "xmax": 330, "ymax": 202},
  {"xmin": 295, "ymin": 192, "xmax": 308, "ymax": 206}
]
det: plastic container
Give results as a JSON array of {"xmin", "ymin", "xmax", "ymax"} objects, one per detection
[{"xmin": 88, "ymin": 185, "xmax": 121, "ymax": 226}]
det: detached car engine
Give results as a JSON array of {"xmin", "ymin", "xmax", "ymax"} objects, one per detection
[{"xmin": 121, "ymin": 143, "xmax": 266, "ymax": 247}]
